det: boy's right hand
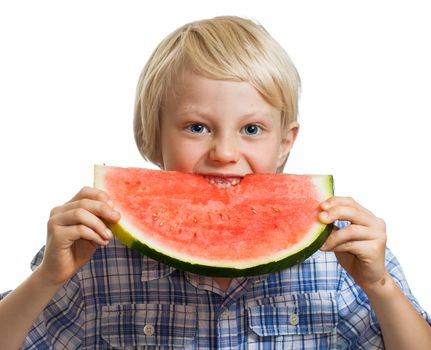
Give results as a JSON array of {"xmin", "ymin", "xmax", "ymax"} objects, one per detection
[{"xmin": 37, "ymin": 187, "xmax": 120, "ymax": 287}]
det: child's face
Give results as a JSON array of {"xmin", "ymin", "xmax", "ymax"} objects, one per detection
[{"xmin": 160, "ymin": 72, "xmax": 298, "ymax": 179}]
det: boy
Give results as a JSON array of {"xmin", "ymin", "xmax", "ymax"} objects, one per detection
[{"xmin": 1, "ymin": 16, "xmax": 430, "ymax": 349}]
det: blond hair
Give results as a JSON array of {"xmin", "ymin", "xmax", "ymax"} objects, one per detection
[{"xmin": 134, "ymin": 15, "xmax": 301, "ymax": 171}]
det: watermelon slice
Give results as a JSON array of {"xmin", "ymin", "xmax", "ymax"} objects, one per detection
[{"xmin": 93, "ymin": 165, "xmax": 333, "ymax": 277}]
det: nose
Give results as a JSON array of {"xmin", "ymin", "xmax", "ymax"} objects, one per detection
[{"xmin": 208, "ymin": 133, "xmax": 240, "ymax": 165}]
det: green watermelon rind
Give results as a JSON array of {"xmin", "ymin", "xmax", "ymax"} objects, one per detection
[
  {"xmin": 104, "ymin": 174, "xmax": 334, "ymax": 277},
  {"xmin": 107, "ymin": 221, "xmax": 333, "ymax": 277}
]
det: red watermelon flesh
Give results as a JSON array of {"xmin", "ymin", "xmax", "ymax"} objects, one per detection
[{"xmin": 94, "ymin": 165, "xmax": 333, "ymax": 276}]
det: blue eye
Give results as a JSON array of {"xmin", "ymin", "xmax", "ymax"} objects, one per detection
[
  {"xmin": 242, "ymin": 124, "xmax": 262, "ymax": 135},
  {"xmin": 186, "ymin": 123, "xmax": 209, "ymax": 134}
]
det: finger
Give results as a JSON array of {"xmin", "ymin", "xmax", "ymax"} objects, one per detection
[
  {"xmin": 50, "ymin": 208, "xmax": 115, "ymax": 241},
  {"xmin": 330, "ymin": 240, "xmax": 366, "ymax": 255},
  {"xmin": 319, "ymin": 204, "xmax": 374, "ymax": 227},
  {"xmin": 321, "ymin": 225, "xmax": 375, "ymax": 250},
  {"xmin": 67, "ymin": 186, "xmax": 113, "ymax": 206},
  {"xmin": 51, "ymin": 199, "xmax": 120, "ymax": 223},
  {"xmin": 321, "ymin": 196, "xmax": 373, "ymax": 216},
  {"xmin": 61, "ymin": 224, "xmax": 111, "ymax": 246},
  {"xmin": 51, "ymin": 187, "xmax": 115, "ymax": 218},
  {"xmin": 330, "ymin": 240, "xmax": 381, "ymax": 260}
]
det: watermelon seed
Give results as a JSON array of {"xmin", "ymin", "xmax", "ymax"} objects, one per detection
[
  {"xmin": 159, "ymin": 221, "xmax": 165, "ymax": 226},
  {"xmin": 251, "ymin": 207, "xmax": 257, "ymax": 214},
  {"xmin": 272, "ymin": 207, "xmax": 280, "ymax": 213},
  {"xmin": 219, "ymin": 213, "xmax": 224, "ymax": 220},
  {"xmin": 193, "ymin": 218, "xmax": 198, "ymax": 224}
]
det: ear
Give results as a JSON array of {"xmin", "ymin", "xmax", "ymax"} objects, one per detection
[{"xmin": 277, "ymin": 121, "xmax": 299, "ymax": 168}]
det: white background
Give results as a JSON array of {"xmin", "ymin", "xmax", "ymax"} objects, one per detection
[{"xmin": 1, "ymin": 0, "xmax": 430, "ymax": 313}]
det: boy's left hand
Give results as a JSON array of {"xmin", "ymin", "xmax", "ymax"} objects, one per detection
[{"xmin": 319, "ymin": 196, "xmax": 388, "ymax": 291}]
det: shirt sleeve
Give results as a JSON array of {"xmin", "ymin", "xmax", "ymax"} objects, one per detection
[
  {"xmin": 0, "ymin": 291, "xmax": 11, "ymax": 301},
  {"xmin": 384, "ymin": 248, "xmax": 431, "ymax": 323},
  {"xmin": 336, "ymin": 247, "xmax": 431, "ymax": 349},
  {"xmin": 4, "ymin": 247, "xmax": 85, "ymax": 349}
]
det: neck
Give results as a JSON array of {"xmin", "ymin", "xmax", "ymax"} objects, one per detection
[{"xmin": 213, "ymin": 277, "xmax": 233, "ymax": 292}]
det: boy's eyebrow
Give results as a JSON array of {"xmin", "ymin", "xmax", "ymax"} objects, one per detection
[
  {"xmin": 176, "ymin": 109, "xmax": 276, "ymax": 119},
  {"xmin": 176, "ymin": 109, "xmax": 210, "ymax": 117}
]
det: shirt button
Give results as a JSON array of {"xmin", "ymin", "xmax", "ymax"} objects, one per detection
[
  {"xmin": 143, "ymin": 324, "xmax": 155, "ymax": 336},
  {"xmin": 289, "ymin": 313, "xmax": 299, "ymax": 326}
]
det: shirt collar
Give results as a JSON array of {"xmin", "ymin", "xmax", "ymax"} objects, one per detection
[
  {"xmin": 140, "ymin": 256, "xmax": 176, "ymax": 282},
  {"xmin": 140, "ymin": 255, "xmax": 269, "ymax": 286}
]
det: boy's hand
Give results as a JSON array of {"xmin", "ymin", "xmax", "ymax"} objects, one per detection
[
  {"xmin": 319, "ymin": 196, "xmax": 388, "ymax": 291},
  {"xmin": 38, "ymin": 187, "xmax": 120, "ymax": 287}
]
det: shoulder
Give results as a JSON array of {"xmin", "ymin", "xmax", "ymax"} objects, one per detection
[
  {"xmin": 82, "ymin": 237, "xmax": 172, "ymax": 279},
  {"xmin": 260, "ymin": 250, "xmax": 343, "ymax": 294},
  {"xmin": 383, "ymin": 247, "xmax": 410, "ymax": 289},
  {"xmin": 30, "ymin": 239, "xmax": 180, "ymax": 301}
]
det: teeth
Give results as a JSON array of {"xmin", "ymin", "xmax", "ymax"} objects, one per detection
[{"xmin": 205, "ymin": 176, "xmax": 241, "ymax": 188}]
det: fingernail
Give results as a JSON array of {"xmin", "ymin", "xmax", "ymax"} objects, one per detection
[
  {"xmin": 320, "ymin": 211, "xmax": 329, "ymax": 220},
  {"xmin": 320, "ymin": 242, "xmax": 328, "ymax": 250},
  {"xmin": 104, "ymin": 228, "xmax": 113, "ymax": 239},
  {"xmin": 111, "ymin": 210, "xmax": 120, "ymax": 219},
  {"xmin": 107, "ymin": 199, "xmax": 114, "ymax": 207}
]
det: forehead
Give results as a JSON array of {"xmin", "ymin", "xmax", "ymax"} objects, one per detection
[{"xmin": 164, "ymin": 72, "xmax": 279, "ymax": 117}]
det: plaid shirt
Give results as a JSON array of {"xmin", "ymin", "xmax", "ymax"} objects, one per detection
[{"xmin": 1, "ymin": 237, "xmax": 430, "ymax": 349}]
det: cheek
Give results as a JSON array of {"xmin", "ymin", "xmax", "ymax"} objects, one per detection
[
  {"xmin": 243, "ymin": 139, "xmax": 282, "ymax": 172},
  {"xmin": 161, "ymin": 137, "xmax": 206, "ymax": 172}
]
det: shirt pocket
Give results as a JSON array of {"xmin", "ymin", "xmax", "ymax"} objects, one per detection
[
  {"xmin": 101, "ymin": 303, "xmax": 197, "ymax": 349},
  {"xmin": 247, "ymin": 292, "xmax": 338, "ymax": 348}
]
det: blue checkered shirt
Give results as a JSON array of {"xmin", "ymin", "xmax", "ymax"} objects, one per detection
[{"xmin": 1, "ymin": 237, "xmax": 430, "ymax": 349}]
